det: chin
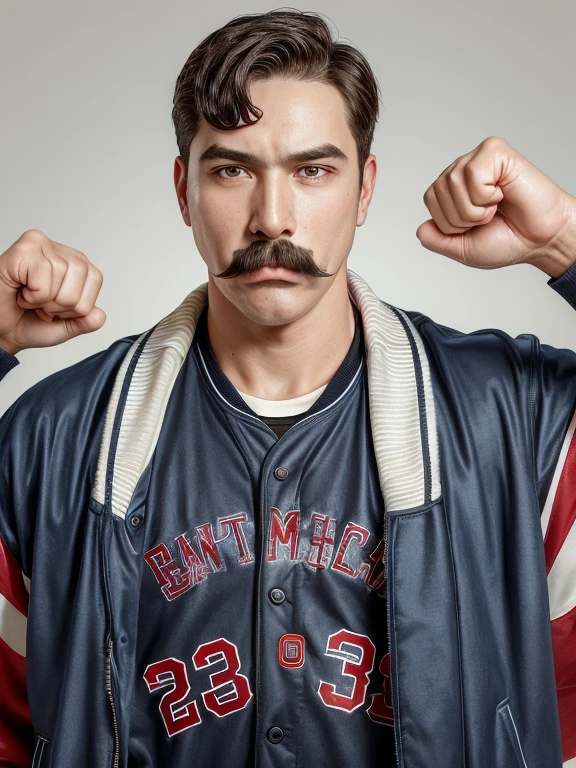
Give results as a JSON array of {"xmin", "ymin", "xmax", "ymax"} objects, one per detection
[{"xmin": 234, "ymin": 285, "xmax": 315, "ymax": 327}]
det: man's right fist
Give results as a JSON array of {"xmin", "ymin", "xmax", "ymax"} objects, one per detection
[{"xmin": 0, "ymin": 229, "xmax": 106, "ymax": 355}]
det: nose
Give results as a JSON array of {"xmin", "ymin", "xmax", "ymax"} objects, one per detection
[{"xmin": 248, "ymin": 172, "xmax": 297, "ymax": 240}]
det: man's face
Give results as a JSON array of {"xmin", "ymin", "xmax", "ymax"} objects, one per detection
[{"xmin": 174, "ymin": 77, "xmax": 376, "ymax": 326}]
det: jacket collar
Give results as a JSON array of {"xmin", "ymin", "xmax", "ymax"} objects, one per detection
[{"xmin": 92, "ymin": 270, "xmax": 441, "ymax": 519}]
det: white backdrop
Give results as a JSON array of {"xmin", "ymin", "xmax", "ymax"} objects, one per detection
[{"xmin": 2, "ymin": 0, "xmax": 575, "ymax": 414}]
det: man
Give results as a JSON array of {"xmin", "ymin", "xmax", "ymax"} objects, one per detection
[{"xmin": 0, "ymin": 8, "xmax": 574, "ymax": 767}]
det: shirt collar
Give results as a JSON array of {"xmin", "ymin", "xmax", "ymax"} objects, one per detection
[{"xmin": 192, "ymin": 301, "xmax": 364, "ymax": 419}]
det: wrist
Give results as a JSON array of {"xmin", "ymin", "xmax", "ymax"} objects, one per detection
[
  {"xmin": 531, "ymin": 252, "xmax": 576, "ymax": 279},
  {"xmin": 0, "ymin": 338, "xmax": 21, "ymax": 356},
  {"xmin": 530, "ymin": 206, "xmax": 576, "ymax": 278}
]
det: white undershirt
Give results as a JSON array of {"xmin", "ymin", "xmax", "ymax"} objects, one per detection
[{"xmin": 236, "ymin": 383, "xmax": 328, "ymax": 417}]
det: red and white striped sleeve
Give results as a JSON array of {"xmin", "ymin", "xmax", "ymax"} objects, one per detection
[
  {"xmin": 542, "ymin": 409, "xmax": 576, "ymax": 768},
  {"xmin": 0, "ymin": 534, "xmax": 34, "ymax": 767}
]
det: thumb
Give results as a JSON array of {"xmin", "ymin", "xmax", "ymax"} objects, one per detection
[
  {"xmin": 12, "ymin": 306, "xmax": 107, "ymax": 350},
  {"xmin": 63, "ymin": 306, "xmax": 107, "ymax": 339},
  {"xmin": 416, "ymin": 219, "xmax": 466, "ymax": 262}
]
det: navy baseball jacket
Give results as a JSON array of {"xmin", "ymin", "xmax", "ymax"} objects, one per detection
[{"xmin": 0, "ymin": 268, "xmax": 575, "ymax": 767}]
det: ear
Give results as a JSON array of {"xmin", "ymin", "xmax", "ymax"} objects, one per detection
[
  {"xmin": 357, "ymin": 154, "xmax": 377, "ymax": 227},
  {"xmin": 174, "ymin": 156, "xmax": 191, "ymax": 227}
]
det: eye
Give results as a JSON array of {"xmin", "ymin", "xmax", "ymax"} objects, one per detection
[
  {"xmin": 216, "ymin": 166, "xmax": 247, "ymax": 179},
  {"xmin": 298, "ymin": 166, "xmax": 329, "ymax": 179}
]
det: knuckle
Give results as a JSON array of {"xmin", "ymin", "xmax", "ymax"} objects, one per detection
[
  {"xmin": 60, "ymin": 281, "xmax": 88, "ymax": 307},
  {"xmin": 65, "ymin": 257, "xmax": 89, "ymax": 277},
  {"xmin": 13, "ymin": 238, "xmax": 40, "ymax": 259},
  {"xmin": 17, "ymin": 230, "xmax": 48, "ymax": 256},
  {"xmin": 481, "ymin": 135, "xmax": 505, "ymax": 151},
  {"xmin": 463, "ymin": 161, "xmax": 479, "ymax": 182},
  {"xmin": 52, "ymin": 256, "xmax": 68, "ymax": 274},
  {"xmin": 446, "ymin": 170, "xmax": 461, "ymax": 188},
  {"xmin": 19, "ymin": 228, "xmax": 45, "ymax": 243}
]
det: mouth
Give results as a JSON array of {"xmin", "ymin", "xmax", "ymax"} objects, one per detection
[{"xmin": 241, "ymin": 266, "xmax": 302, "ymax": 284}]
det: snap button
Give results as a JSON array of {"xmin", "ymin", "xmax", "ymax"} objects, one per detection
[
  {"xmin": 266, "ymin": 726, "xmax": 284, "ymax": 743},
  {"xmin": 130, "ymin": 515, "xmax": 142, "ymax": 528},
  {"xmin": 274, "ymin": 466, "xmax": 289, "ymax": 481},
  {"xmin": 269, "ymin": 588, "xmax": 286, "ymax": 605}
]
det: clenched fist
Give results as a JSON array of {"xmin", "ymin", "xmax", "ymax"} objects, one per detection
[
  {"xmin": 0, "ymin": 230, "xmax": 106, "ymax": 355},
  {"xmin": 416, "ymin": 136, "xmax": 576, "ymax": 278}
]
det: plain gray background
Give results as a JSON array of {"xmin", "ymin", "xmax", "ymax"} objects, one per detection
[{"xmin": 1, "ymin": 0, "xmax": 575, "ymax": 415}]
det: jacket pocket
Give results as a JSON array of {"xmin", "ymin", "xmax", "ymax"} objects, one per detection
[
  {"xmin": 32, "ymin": 733, "xmax": 50, "ymax": 768},
  {"xmin": 495, "ymin": 698, "xmax": 528, "ymax": 768}
]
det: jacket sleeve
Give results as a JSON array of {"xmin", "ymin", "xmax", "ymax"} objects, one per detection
[
  {"xmin": 0, "ymin": 397, "xmax": 35, "ymax": 765},
  {"xmin": 534, "ymin": 260, "xmax": 576, "ymax": 765},
  {"xmin": 0, "ymin": 350, "xmax": 19, "ymax": 382},
  {"xmin": 0, "ymin": 351, "xmax": 39, "ymax": 765},
  {"xmin": 0, "ymin": 535, "xmax": 33, "ymax": 766},
  {"xmin": 0, "ymin": 334, "xmax": 136, "ymax": 765}
]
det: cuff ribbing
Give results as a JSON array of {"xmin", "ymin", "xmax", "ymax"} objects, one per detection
[
  {"xmin": 548, "ymin": 259, "xmax": 576, "ymax": 311},
  {"xmin": 0, "ymin": 349, "xmax": 20, "ymax": 381}
]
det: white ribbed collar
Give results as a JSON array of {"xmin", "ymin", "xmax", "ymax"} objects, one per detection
[{"xmin": 92, "ymin": 270, "xmax": 441, "ymax": 517}]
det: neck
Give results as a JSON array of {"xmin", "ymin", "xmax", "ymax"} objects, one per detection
[{"xmin": 206, "ymin": 267, "xmax": 356, "ymax": 401}]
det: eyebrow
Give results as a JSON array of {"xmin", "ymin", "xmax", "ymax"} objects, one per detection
[{"xmin": 198, "ymin": 142, "xmax": 348, "ymax": 167}]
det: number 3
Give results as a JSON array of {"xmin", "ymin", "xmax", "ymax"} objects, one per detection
[{"xmin": 318, "ymin": 629, "xmax": 376, "ymax": 712}]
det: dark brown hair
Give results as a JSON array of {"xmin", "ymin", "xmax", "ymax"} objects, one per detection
[{"xmin": 172, "ymin": 8, "xmax": 382, "ymax": 188}]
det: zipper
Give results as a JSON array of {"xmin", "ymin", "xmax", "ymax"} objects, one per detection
[
  {"xmin": 383, "ymin": 513, "xmax": 388, "ymax": 573},
  {"xmin": 385, "ymin": 511, "xmax": 402, "ymax": 767},
  {"xmin": 105, "ymin": 633, "xmax": 120, "ymax": 768},
  {"xmin": 101, "ymin": 509, "xmax": 121, "ymax": 768},
  {"xmin": 528, "ymin": 337, "xmax": 538, "ymax": 489},
  {"xmin": 31, "ymin": 733, "xmax": 49, "ymax": 768}
]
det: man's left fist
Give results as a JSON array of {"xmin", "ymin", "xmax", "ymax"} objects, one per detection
[{"xmin": 416, "ymin": 136, "xmax": 576, "ymax": 278}]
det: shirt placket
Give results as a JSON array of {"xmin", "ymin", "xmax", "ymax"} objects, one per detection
[{"xmin": 254, "ymin": 444, "xmax": 303, "ymax": 768}]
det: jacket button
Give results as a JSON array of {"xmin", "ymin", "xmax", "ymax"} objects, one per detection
[
  {"xmin": 130, "ymin": 515, "xmax": 142, "ymax": 528},
  {"xmin": 269, "ymin": 588, "xmax": 286, "ymax": 605},
  {"xmin": 274, "ymin": 466, "xmax": 289, "ymax": 481},
  {"xmin": 266, "ymin": 726, "xmax": 284, "ymax": 743}
]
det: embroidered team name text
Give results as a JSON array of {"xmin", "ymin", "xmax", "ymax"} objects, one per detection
[{"xmin": 144, "ymin": 507, "xmax": 385, "ymax": 601}]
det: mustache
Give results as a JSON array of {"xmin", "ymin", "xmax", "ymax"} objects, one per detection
[{"xmin": 214, "ymin": 239, "xmax": 334, "ymax": 279}]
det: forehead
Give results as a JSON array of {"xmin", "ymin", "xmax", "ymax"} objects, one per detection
[{"xmin": 189, "ymin": 78, "xmax": 356, "ymax": 162}]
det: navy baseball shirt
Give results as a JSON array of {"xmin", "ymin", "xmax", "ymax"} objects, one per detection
[{"xmin": 127, "ymin": 302, "xmax": 395, "ymax": 767}]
